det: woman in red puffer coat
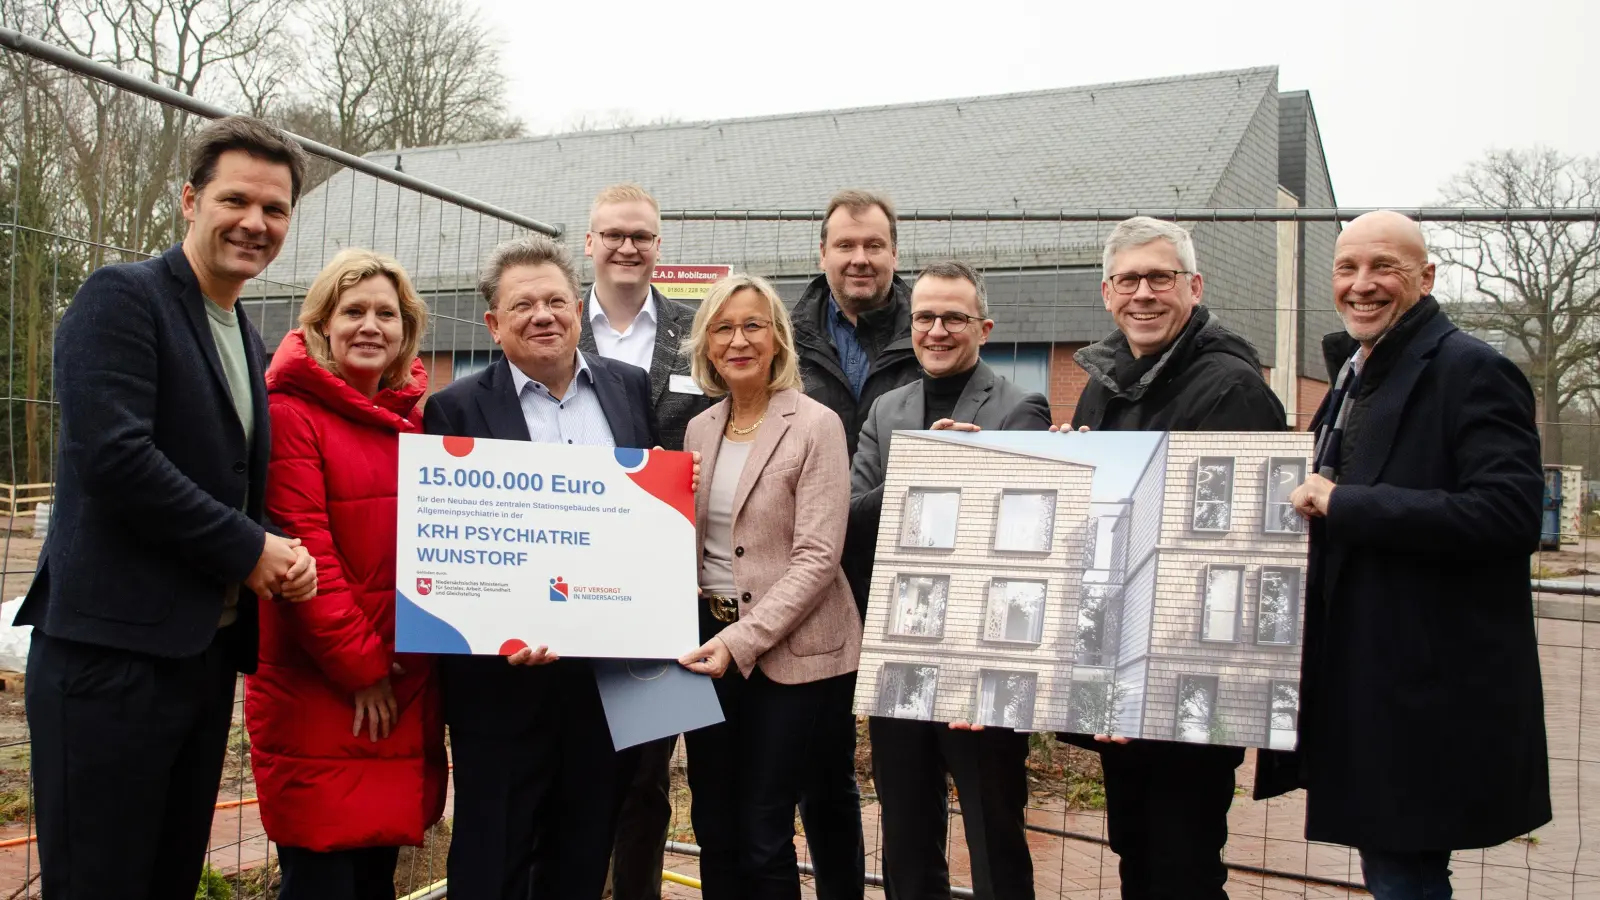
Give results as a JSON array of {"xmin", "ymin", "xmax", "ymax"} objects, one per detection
[{"xmin": 245, "ymin": 248, "xmax": 445, "ymax": 899}]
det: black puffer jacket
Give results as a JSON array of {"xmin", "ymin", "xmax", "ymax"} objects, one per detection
[
  {"xmin": 1070, "ymin": 304, "xmax": 1287, "ymax": 432},
  {"xmin": 1062, "ymin": 305, "xmax": 1290, "ymax": 783},
  {"xmin": 791, "ymin": 274, "xmax": 920, "ymax": 458}
]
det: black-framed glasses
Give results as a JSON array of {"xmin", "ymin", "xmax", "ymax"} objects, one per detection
[
  {"xmin": 1108, "ymin": 269, "xmax": 1191, "ymax": 294},
  {"xmin": 709, "ymin": 319, "xmax": 771, "ymax": 341},
  {"xmin": 911, "ymin": 311, "xmax": 980, "ymax": 333},
  {"xmin": 592, "ymin": 230, "xmax": 658, "ymax": 250}
]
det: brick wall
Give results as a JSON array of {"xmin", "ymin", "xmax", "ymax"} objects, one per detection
[
  {"xmin": 1049, "ymin": 343, "xmax": 1090, "ymax": 426},
  {"xmin": 1295, "ymin": 376, "xmax": 1328, "ymax": 432},
  {"xmin": 422, "ymin": 352, "xmax": 454, "ymax": 395}
]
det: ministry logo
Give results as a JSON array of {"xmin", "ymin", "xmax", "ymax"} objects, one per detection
[
  {"xmin": 549, "ymin": 577, "xmax": 570, "ymax": 601},
  {"xmin": 416, "ymin": 578, "xmax": 433, "ymax": 596}
]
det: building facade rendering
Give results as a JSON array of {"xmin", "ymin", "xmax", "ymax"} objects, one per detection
[{"xmin": 855, "ymin": 430, "xmax": 1313, "ymax": 750}]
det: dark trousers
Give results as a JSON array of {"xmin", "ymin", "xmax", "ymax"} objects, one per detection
[
  {"xmin": 1359, "ymin": 848, "xmax": 1454, "ymax": 900},
  {"xmin": 869, "ymin": 718, "xmax": 1034, "ymax": 900},
  {"xmin": 25, "ymin": 629, "xmax": 237, "ymax": 900},
  {"xmin": 686, "ymin": 664, "xmax": 852, "ymax": 900},
  {"xmin": 608, "ymin": 734, "xmax": 676, "ymax": 900},
  {"xmin": 1096, "ymin": 740, "xmax": 1244, "ymax": 900},
  {"xmin": 277, "ymin": 845, "xmax": 400, "ymax": 900},
  {"xmin": 796, "ymin": 671, "xmax": 866, "ymax": 900},
  {"xmin": 442, "ymin": 656, "xmax": 641, "ymax": 900}
]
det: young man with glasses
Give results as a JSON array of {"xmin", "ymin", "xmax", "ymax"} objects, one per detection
[
  {"xmin": 1061, "ymin": 216, "xmax": 1286, "ymax": 900},
  {"xmin": 579, "ymin": 183, "xmax": 711, "ymax": 900},
  {"xmin": 849, "ymin": 261, "xmax": 1051, "ymax": 899}
]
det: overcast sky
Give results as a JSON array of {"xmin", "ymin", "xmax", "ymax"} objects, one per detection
[{"xmin": 474, "ymin": 0, "xmax": 1595, "ymax": 210}]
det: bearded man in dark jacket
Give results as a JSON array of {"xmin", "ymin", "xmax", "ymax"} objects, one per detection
[
  {"xmin": 1061, "ymin": 216, "xmax": 1287, "ymax": 900},
  {"xmin": 1285, "ymin": 211, "xmax": 1548, "ymax": 899}
]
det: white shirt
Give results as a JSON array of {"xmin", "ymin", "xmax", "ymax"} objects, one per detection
[
  {"xmin": 587, "ymin": 286, "xmax": 658, "ymax": 373},
  {"xmin": 508, "ymin": 351, "xmax": 616, "ymax": 448}
]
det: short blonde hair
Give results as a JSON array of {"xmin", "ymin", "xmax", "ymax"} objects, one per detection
[
  {"xmin": 590, "ymin": 183, "xmax": 660, "ymax": 230},
  {"xmin": 299, "ymin": 249, "xmax": 428, "ymax": 390},
  {"xmin": 684, "ymin": 274, "xmax": 802, "ymax": 398}
]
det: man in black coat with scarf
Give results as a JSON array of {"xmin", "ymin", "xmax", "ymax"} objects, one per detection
[
  {"xmin": 1061, "ymin": 216, "xmax": 1287, "ymax": 900},
  {"xmin": 1285, "ymin": 210, "xmax": 1550, "ymax": 898}
]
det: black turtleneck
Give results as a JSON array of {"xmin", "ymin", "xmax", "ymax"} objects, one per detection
[{"xmin": 922, "ymin": 364, "xmax": 976, "ymax": 427}]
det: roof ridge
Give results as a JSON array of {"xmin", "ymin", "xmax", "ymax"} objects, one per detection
[
  {"xmin": 374, "ymin": 65, "xmax": 1282, "ymax": 158},
  {"xmin": 1203, "ymin": 70, "xmax": 1281, "ymax": 208}
]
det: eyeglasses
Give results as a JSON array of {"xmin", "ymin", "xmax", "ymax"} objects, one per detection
[
  {"xmin": 592, "ymin": 230, "xmax": 658, "ymax": 250},
  {"xmin": 1108, "ymin": 269, "xmax": 1192, "ymax": 294},
  {"xmin": 499, "ymin": 296, "xmax": 571, "ymax": 319},
  {"xmin": 709, "ymin": 319, "xmax": 771, "ymax": 341},
  {"xmin": 911, "ymin": 311, "xmax": 981, "ymax": 333}
]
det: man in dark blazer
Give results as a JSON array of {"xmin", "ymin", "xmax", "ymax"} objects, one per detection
[
  {"xmin": 578, "ymin": 184, "xmax": 711, "ymax": 900},
  {"xmin": 424, "ymin": 233, "xmax": 662, "ymax": 900},
  {"xmin": 1285, "ymin": 211, "xmax": 1549, "ymax": 898},
  {"xmin": 19, "ymin": 116, "xmax": 317, "ymax": 900},
  {"xmin": 850, "ymin": 261, "xmax": 1051, "ymax": 900}
]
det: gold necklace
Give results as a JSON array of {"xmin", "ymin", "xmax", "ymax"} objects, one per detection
[{"xmin": 727, "ymin": 412, "xmax": 765, "ymax": 436}]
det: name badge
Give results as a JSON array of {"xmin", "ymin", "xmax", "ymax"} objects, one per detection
[{"xmin": 669, "ymin": 374, "xmax": 704, "ymax": 396}]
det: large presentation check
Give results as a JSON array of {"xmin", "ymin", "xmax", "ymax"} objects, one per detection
[{"xmin": 394, "ymin": 434, "xmax": 699, "ymax": 659}]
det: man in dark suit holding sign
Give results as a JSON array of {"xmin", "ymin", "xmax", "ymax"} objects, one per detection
[
  {"xmin": 849, "ymin": 261, "xmax": 1051, "ymax": 899},
  {"xmin": 423, "ymin": 234, "xmax": 661, "ymax": 899}
]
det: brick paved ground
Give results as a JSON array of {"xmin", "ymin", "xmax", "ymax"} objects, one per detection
[
  {"xmin": 0, "ymin": 603, "xmax": 1595, "ymax": 898},
  {"xmin": 658, "ymin": 608, "xmax": 1600, "ymax": 899}
]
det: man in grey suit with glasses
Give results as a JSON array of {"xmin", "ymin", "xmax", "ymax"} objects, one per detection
[{"xmin": 849, "ymin": 260, "xmax": 1052, "ymax": 900}]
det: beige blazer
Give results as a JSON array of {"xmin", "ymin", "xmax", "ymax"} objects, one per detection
[{"xmin": 685, "ymin": 388, "xmax": 862, "ymax": 684}]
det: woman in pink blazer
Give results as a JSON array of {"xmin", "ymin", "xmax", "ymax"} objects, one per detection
[{"xmin": 677, "ymin": 273, "xmax": 862, "ymax": 900}]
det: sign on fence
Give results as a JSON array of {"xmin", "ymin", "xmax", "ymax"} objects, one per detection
[{"xmin": 651, "ymin": 264, "xmax": 731, "ymax": 302}]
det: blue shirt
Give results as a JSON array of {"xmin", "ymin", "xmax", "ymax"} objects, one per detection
[
  {"xmin": 509, "ymin": 351, "xmax": 616, "ymax": 447},
  {"xmin": 825, "ymin": 294, "xmax": 871, "ymax": 399}
]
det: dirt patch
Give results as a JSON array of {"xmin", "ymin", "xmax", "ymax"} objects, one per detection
[
  {"xmin": 0, "ymin": 672, "xmax": 29, "ymax": 827},
  {"xmin": 1532, "ymin": 535, "xmax": 1600, "ymax": 577}
]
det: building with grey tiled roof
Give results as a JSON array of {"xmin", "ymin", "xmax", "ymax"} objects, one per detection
[{"xmin": 254, "ymin": 65, "xmax": 1341, "ymax": 423}]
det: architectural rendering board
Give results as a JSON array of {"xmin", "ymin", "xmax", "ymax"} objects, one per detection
[{"xmin": 853, "ymin": 430, "xmax": 1313, "ymax": 750}]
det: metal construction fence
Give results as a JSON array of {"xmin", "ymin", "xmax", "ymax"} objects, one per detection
[{"xmin": 3, "ymin": 25, "xmax": 1600, "ymax": 900}]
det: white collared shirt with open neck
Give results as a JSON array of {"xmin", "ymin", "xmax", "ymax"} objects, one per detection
[{"xmin": 587, "ymin": 285, "xmax": 657, "ymax": 373}]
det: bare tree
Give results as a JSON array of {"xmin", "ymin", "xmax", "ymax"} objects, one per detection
[
  {"xmin": 0, "ymin": 0, "xmax": 85, "ymax": 481},
  {"xmin": 1432, "ymin": 148, "xmax": 1600, "ymax": 461},
  {"xmin": 302, "ymin": 0, "xmax": 522, "ymax": 155},
  {"xmin": 22, "ymin": 0, "xmax": 297, "ymax": 256},
  {"xmin": 560, "ymin": 109, "xmax": 682, "ymax": 133}
]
